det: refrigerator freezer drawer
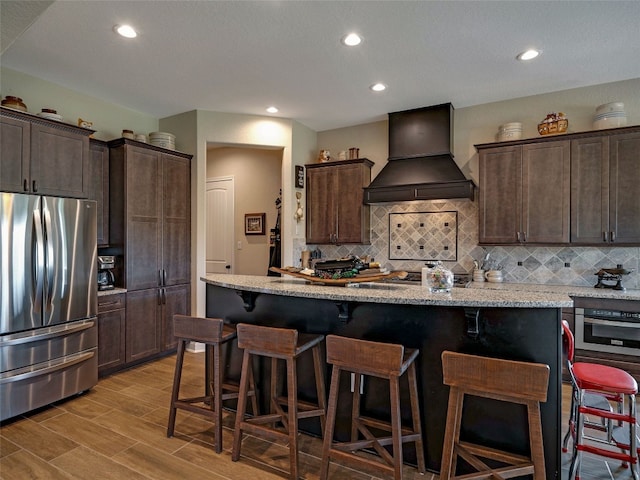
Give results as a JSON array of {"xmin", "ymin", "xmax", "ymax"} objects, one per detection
[
  {"xmin": 0, "ymin": 319, "xmax": 97, "ymax": 372},
  {"xmin": 0, "ymin": 347, "xmax": 98, "ymax": 421}
]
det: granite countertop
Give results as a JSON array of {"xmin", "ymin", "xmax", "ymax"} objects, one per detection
[
  {"xmin": 201, "ymin": 274, "xmax": 573, "ymax": 308},
  {"xmin": 466, "ymin": 281, "xmax": 640, "ymax": 301},
  {"xmin": 97, "ymin": 288, "xmax": 127, "ymax": 296}
]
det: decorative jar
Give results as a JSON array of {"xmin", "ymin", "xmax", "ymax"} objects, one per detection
[{"xmin": 422, "ymin": 262, "xmax": 454, "ymax": 293}]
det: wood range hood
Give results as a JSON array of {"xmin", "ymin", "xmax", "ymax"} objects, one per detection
[{"xmin": 363, "ymin": 103, "xmax": 475, "ymax": 204}]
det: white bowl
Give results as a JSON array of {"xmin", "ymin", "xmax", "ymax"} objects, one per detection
[
  {"xmin": 596, "ymin": 102, "xmax": 625, "ymax": 114},
  {"xmin": 593, "ymin": 116, "xmax": 627, "ymax": 130}
]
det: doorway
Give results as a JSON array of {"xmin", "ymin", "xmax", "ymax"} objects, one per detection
[
  {"xmin": 206, "ymin": 145, "xmax": 282, "ymax": 276},
  {"xmin": 205, "ymin": 177, "xmax": 235, "ymax": 274}
]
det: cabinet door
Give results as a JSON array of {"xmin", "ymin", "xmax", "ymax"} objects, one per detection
[
  {"xmin": 97, "ymin": 308, "xmax": 126, "ymax": 373},
  {"xmin": 609, "ymin": 131, "xmax": 640, "ymax": 243},
  {"xmin": 571, "ymin": 136, "xmax": 610, "ymax": 244},
  {"xmin": 479, "ymin": 146, "xmax": 521, "ymax": 244},
  {"xmin": 335, "ymin": 163, "xmax": 370, "ymax": 244},
  {"xmin": 125, "ymin": 146, "xmax": 162, "ymax": 290},
  {"xmin": 30, "ymin": 123, "xmax": 89, "ymax": 197},
  {"xmin": 0, "ymin": 115, "xmax": 30, "ymax": 193},
  {"xmin": 521, "ymin": 141, "xmax": 570, "ymax": 243},
  {"xmin": 162, "ymin": 284, "xmax": 191, "ymax": 351},
  {"xmin": 162, "ymin": 154, "xmax": 191, "ymax": 286},
  {"xmin": 125, "ymin": 288, "xmax": 161, "ymax": 363},
  {"xmin": 306, "ymin": 166, "xmax": 336, "ymax": 244},
  {"xmin": 89, "ymin": 140, "xmax": 110, "ymax": 246}
]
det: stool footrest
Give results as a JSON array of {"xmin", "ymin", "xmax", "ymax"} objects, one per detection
[
  {"xmin": 327, "ymin": 448, "xmax": 395, "ymax": 475},
  {"xmin": 459, "ymin": 440, "xmax": 534, "ymax": 466},
  {"xmin": 239, "ymin": 420, "xmax": 292, "ymax": 444},
  {"xmin": 358, "ymin": 415, "xmax": 417, "ymax": 436}
]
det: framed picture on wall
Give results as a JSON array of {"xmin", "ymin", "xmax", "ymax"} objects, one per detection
[{"xmin": 245, "ymin": 213, "xmax": 266, "ymax": 235}]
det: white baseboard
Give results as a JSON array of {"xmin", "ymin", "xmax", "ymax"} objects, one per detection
[{"xmin": 186, "ymin": 341, "xmax": 205, "ymax": 353}]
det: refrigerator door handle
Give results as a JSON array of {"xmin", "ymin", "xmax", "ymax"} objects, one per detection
[
  {"xmin": 43, "ymin": 204, "xmax": 55, "ymax": 311},
  {"xmin": 0, "ymin": 319, "xmax": 96, "ymax": 346},
  {"xmin": 0, "ymin": 350, "xmax": 95, "ymax": 385},
  {"xmin": 33, "ymin": 206, "xmax": 45, "ymax": 314}
]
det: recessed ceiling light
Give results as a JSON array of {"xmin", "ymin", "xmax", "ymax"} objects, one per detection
[
  {"xmin": 516, "ymin": 49, "xmax": 540, "ymax": 61},
  {"xmin": 266, "ymin": 106, "xmax": 279, "ymax": 113},
  {"xmin": 114, "ymin": 24, "xmax": 137, "ymax": 39},
  {"xmin": 341, "ymin": 33, "xmax": 362, "ymax": 47},
  {"xmin": 370, "ymin": 83, "xmax": 387, "ymax": 92}
]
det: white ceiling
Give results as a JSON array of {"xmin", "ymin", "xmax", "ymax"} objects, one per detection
[{"xmin": 1, "ymin": 0, "xmax": 639, "ymax": 132}]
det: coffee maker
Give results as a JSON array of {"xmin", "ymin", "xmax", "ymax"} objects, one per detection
[{"xmin": 97, "ymin": 255, "xmax": 116, "ymax": 290}]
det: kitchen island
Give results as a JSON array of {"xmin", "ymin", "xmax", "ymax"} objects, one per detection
[{"xmin": 202, "ymin": 274, "xmax": 572, "ymax": 478}]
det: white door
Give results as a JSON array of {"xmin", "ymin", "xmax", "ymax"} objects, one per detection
[{"xmin": 206, "ymin": 177, "xmax": 234, "ymax": 274}]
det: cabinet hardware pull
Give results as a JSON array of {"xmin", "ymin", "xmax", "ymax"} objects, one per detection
[
  {"xmin": 23, "ymin": 179, "xmax": 28, "ymax": 191},
  {"xmin": 32, "ymin": 180, "xmax": 38, "ymax": 192},
  {"xmin": 162, "ymin": 269, "xmax": 167, "ymax": 286},
  {"xmin": 610, "ymin": 231, "xmax": 615, "ymax": 242},
  {"xmin": 158, "ymin": 270, "xmax": 162, "ymax": 286},
  {"xmin": 516, "ymin": 232, "xmax": 521, "ymax": 242},
  {"xmin": 157, "ymin": 289, "xmax": 162, "ymax": 306},
  {"xmin": 603, "ymin": 231, "xmax": 608, "ymax": 242},
  {"xmin": 523, "ymin": 231, "xmax": 527, "ymax": 242}
]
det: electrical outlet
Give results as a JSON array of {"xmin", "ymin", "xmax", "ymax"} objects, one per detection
[{"xmin": 237, "ymin": 241, "xmax": 242, "ymax": 250}]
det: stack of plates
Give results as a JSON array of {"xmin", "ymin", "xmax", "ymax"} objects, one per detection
[
  {"xmin": 37, "ymin": 109, "xmax": 63, "ymax": 122},
  {"xmin": 497, "ymin": 122, "xmax": 522, "ymax": 141},
  {"xmin": 593, "ymin": 102, "xmax": 626, "ymax": 130},
  {"xmin": 149, "ymin": 131, "xmax": 175, "ymax": 150}
]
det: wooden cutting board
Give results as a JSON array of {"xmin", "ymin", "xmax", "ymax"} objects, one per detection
[{"xmin": 269, "ymin": 267, "xmax": 408, "ymax": 286}]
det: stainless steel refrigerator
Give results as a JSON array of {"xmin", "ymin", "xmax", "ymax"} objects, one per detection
[{"xmin": 0, "ymin": 192, "xmax": 98, "ymax": 421}]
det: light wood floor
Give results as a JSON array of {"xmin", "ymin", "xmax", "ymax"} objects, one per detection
[{"xmin": 0, "ymin": 351, "xmax": 636, "ymax": 479}]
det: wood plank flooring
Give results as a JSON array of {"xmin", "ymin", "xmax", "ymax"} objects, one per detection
[{"xmin": 0, "ymin": 351, "xmax": 636, "ymax": 479}]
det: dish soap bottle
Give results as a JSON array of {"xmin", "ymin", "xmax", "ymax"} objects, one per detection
[{"xmin": 422, "ymin": 262, "xmax": 454, "ymax": 293}]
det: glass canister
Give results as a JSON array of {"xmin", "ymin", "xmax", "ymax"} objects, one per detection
[{"xmin": 422, "ymin": 262, "xmax": 454, "ymax": 293}]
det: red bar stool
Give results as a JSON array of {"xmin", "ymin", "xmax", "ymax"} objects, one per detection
[
  {"xmin": 439, "ymin": 351, "xmax": 550, "ymax": 480},
  {"xmin": 232, "ymin": 323, "xmax": 326, "ymax": 480},
  {"xmin": 562, "ymin": 321, "xmax": 639, "ymax": 480},
  {"xmin": 167, "ymin": 315, "xmax": 257, "ymax": 453},
  {"xmin": 319, "ymin": 335, "xmax": 425, "ymax": 480}
]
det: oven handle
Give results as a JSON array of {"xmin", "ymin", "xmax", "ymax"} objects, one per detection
[{"xmin": 584, "ymin": 317, "xmax": 640, "ymax": 329}]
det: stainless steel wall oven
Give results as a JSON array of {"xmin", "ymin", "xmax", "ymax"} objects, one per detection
[{"xmin": 575, "ymin": 303, "xmax": 640, "ymax": 357}]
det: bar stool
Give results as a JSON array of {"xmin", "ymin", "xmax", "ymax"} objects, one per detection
[
  {"xmin": 440, "ymin": 351, "xmax": 550, "ymax": 480},
  {"xmin": 167, "ymin": 315, "xmax": 258, "ymax": 453},
  {"xmin": 232, "ymin": 323, "xmax": 326, "ymax": 480},
  {"xmin": 319, "ymin": 335, "xmax": 425, "ymax": 480},
  {"xmin": 561, "ymin": 321, "xmax": 638, "ymax": 480}
]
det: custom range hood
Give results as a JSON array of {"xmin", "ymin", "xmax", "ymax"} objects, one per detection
[{"xmin": 363, "ymin": 103, "xmax": 475, "ymax": 204}]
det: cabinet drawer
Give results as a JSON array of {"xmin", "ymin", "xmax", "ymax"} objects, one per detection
[{"xmin": 98, "ymin": 293, "xmax": 125, "ymax": 312}]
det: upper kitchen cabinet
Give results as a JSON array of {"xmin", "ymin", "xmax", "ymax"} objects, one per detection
[
  {"xmin": 478, "ymin": 140, "xmax": 570, "ymax": 244},
  {"xmin": 305, "ymin": 158, "xmax": 372, "ymax": 245},
  {"xmin": 571, "ymin": 129, "xmax": 640, "ymax": 244},
  {"xmin": 88, "ymin": 139, "xmax": 109, "ymax": 246},
  {"xmin": 0, "ymin": 107, "xmax": 92, "ymax": 198}
]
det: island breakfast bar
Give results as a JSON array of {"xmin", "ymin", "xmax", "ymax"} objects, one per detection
[{"xmin": 202, "ymin": 274, "xmax": 573, "ymax": 478}]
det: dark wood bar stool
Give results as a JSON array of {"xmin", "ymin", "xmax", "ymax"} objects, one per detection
[
  {"xmin": 167, "ymin": 315, "xmax": 257, "ymax": 453},
  {"xmin": 232, "ymin": 323, "xmax": 327, "ymax": 480},
  {"xmin": 440, "ymin": 351, "xmax": 550, "ymax": 480},
  {"xmin": 320, "ymin": 335, "xmax": 425, "ymax": 480}
]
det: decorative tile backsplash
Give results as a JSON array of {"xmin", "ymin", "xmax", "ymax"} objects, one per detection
[
  {"xmin": 389, "ymin": 211, "xmax": 457, "ymax": 261},
  {"xmin": 296, "ymin": 199, "xmax": 639, "ymax": 290}
]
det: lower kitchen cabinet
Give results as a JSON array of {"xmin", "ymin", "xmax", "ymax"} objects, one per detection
[
  {"xmin": 97, "ymin": 293, "xmax": 126, "ymax": 375},
  {"xmin": 126, "ymin": 284, "xmax": 190, "ymax": 364}
]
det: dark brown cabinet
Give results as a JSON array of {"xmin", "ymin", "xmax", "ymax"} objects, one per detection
[
  {"xmin": 571, "ymin": 130, "xmax": 640, "ymax": 244},
  {"xmin": 97, "ymin": 293, "xmax": 126, "ymax": 375},
  {"xmin": 109, "ymin": 139, "xmax": 192, "ymax": 363},
  {"xmin": 305, "ymin": 158, "xmax": 372, "ymax": 244},
  {"xmin": 478, "ymin": 140, "xmax": 570, "ymax": 244},
  {"xmin": 1, "ymin": 107, "xmax": 92, "ymax": 198},
  {"xmin": 89, "ymin": 139, "xmax": 109, "ymax": 246}
]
